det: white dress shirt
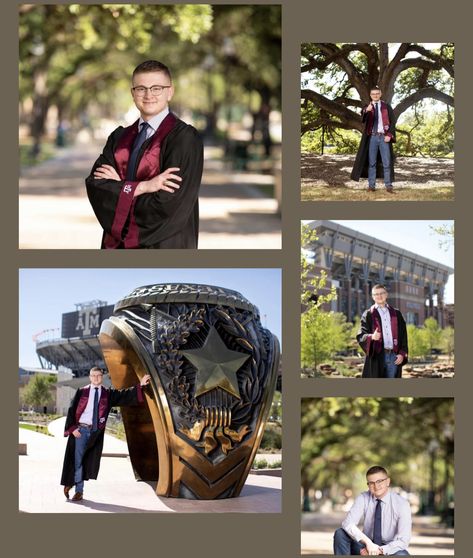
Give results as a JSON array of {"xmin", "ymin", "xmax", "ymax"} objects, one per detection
[
  {"xmin": 78, "ymin": 385, "xmax": 102, "ymax": 425},
  {"xmin": 375, "ymin": 304, "xmax": 394, "ymax": 350},
  {"xmin": 342, "ymin": 490, "xmax": 411, "ymax": 555},
  {"xmin": 139, "ymin": 107, "xmax": 170, "ymax": 139},
  {"xmin": 374, "ymin": 102, "xmax": 384, "ymax": 133}
]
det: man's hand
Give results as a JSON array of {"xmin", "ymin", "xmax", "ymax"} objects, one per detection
[
  {"xmin": 365, "ymin": 103, "xmax": 373, "ymax": 112},
  {"xmin": 135, "ymin": 167, "xmax": 181, "ymax": 197},
  {"xmin": 94, "ymin": 164, "xmax": 121, "ymax": 181},
  {"xmin": 384, "ymin": 136, "xmax": 391, "ymax": 143},
  {"xmin": 394, "ymin": 354, "xmax": 404, "ymax": 365},
  {"xmin": 371, "ymin": 327, "xmax": 381, "ymax": 341},
  {"xmin": 140, "ymin": 374, "xmax": 151, "ymax": 387},
  {"xmin": 365, "ymin": 541, "xmax": 381, "ymax": 555},
  {"xmin": 72, "ymin": 429, "xmax": 81, "ymax": 438}
]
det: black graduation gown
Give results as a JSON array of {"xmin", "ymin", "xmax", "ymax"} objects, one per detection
[
  {"xmin": 86, "ymin": 118, "xmax": 203, "ymax": 249},
  {"xmin": 356, "ymin": 307, "xmax": 408, "ymax": 378},
  {"xmin": 60, "ymin": 385, "xmax": 143, "ymax": 487},
  {"xmin": 351, "ymin": 103, "xmax": 396, "ymax": 182}
]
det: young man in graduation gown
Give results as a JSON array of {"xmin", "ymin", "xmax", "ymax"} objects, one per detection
[
  {"xmin": 86, "ymin": 60, "xmax": 203, "ymax": 249},
  {"xmin": 351, "ymin": 86, "xmax": 396, "ymax": 193},
  {"xmin": 357, "ymin": 284, "xmax": 408, "ymax": 378},
  {"xmin": 60, "ymin": 367, "xmax": 150, "ymax": 501}
]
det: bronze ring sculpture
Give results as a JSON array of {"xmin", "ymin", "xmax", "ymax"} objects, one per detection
[{"xmin": 98, "ymin": 283, "xmax": 280, "ymax": 499}]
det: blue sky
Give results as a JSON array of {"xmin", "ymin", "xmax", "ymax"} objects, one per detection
[
  {"xmin": 303, "ymin": 220, "xmax": 454, "ymax": 303},
  {"xmin": 19, "ymin": 268, "xmax": 281, "ymax": 368}
]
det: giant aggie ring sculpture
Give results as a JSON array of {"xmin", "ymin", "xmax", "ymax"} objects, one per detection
[{"xmin": 98, "ymin": 283, "xmax": 280, "ymax": 499}]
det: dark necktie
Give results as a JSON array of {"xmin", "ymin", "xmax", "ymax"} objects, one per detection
[
  {"xmin": 126, "ymin": 122, "xmax": 150, "ymax": 180},
  {"xmin": 373, "ymin": 498, "xmax": 383, "ymax": 545},
  {"xmin": 372, "ymin": 103, "xmax": 379, "ymax": 134},
  {"xmin": 92, "ymin": 387, "xmax": 99, "ymax": 431}
]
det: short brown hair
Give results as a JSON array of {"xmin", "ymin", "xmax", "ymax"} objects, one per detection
[
  {"xmin": 366, "ymin": 465, "xmax": 388, "ymax": 477},
  {"xmin": 89, "ymin": 366, "xmax": 103, "ymax": 375},
  {"xmin": 370, "ymin": 86, "xmax": 382, "ymax": 92},
  {"xmin": 132, "ymin": 60, "xmax": 172, "ymax": 81},
  {"xmin": 372, "ymin": 284, "xmax": 387, "ymax": 293}
]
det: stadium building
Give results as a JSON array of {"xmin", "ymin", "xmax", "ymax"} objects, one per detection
[
  {"xmin": 304, "ymin": 220, "xmax": 454, "ymax": 326},
  {"xmin": 33, "ymin": 300, "xmax": 113, "ymax": 414}
]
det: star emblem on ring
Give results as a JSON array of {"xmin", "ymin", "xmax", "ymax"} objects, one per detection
[{"xmin": 180, "ymin": 326, "xmax": 250, "ymax": 399}]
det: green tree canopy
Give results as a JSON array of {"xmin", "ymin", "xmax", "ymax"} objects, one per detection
[
  {"xmin": 301, "ymin": 398, "xmax": 454, "ymax": 513},
  {"xmin": 22, "ymin": 374, "xmax": 55, "ymax": 409},
  {"xmin": 301, "ymin": 43, "xmax": 454, "ymax": 156},
  {"xmin": 19, "ymin": 4, "xmax": 281, "ymax": 153}
]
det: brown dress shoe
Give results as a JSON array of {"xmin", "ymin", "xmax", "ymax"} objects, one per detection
[
  {"xmin": 386, "ymin": 187, "xmax": 394, "ymax": 193},
  {"xmin": 64, "ymin": 486, "xmax": 72, "ymax": 499},
  {"xmin": 71, "ymin": 492, "xmax": 83, "ymax": 501}
]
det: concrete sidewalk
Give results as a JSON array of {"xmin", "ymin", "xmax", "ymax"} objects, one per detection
[
  {"xmin": 19, "ymin": 426, "xmax": 281, "ymax": 513},
  {"xmin": 19, "ymin": 141, "xmax": 281, "ymax": 249}
]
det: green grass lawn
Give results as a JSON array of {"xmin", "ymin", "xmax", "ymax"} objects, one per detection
[{"xmin": 301, "ymin": 185, "xmax": 454, "ymax": 201}]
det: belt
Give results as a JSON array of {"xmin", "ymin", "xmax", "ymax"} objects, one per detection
[
  {"xmin": 78, "ymin": 423, "xmax": 93, "ymax": 429},
  {"xmin": 371, "ymin": 132, "xmax": 385, "ymax": 136},
  {"xmin": 384, "ymin": 348, "xmax": 395, "ymax": 354}
]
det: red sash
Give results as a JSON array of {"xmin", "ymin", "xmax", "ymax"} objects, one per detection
[
  {"xmin": 366, "ymin": 101, "xmax": 391, "ymax": 136},
  {"xmin": 103, "ymin": 113, "xmax": 178, "ymax": 249},
  {"xmin": 367, "ymin": 304, "xmax": 399, "ymax": 354},
  {"xmin": 74, "ymin": 387, "xmax": 111, "ymax": 431}
]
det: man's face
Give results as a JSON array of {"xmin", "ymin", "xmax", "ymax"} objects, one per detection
[
  {"xmin": 370, "ymin": 89, "xmax": 382, "ymax": 102},
  {"xmin": 89, "ymin": 370, "xmax": 103, "ymax": 387},
  {"xmin": 367, "ymin": 472, "xmax": 391, "ymax": 499},
  {"xmin": 372, "ymin": 288, "xmax": 388, "ymax": 306},
  {"xmin": 131, "ymin": 71, "xmax": 174, "ymax": 119}
]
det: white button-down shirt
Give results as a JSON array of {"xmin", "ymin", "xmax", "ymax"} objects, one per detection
[
  {"xmin": 374, "ymin": 102, "xmax": 384, "ymax": 133},
  {"xmin": 342, "ymin": 490, "xmax": 412, "ymax": 555},
  {"xmin": 78, "ymin": 385, "xmax": 102, "ymax": 425},
  {"xmin": 375, "ymin": 304, "xmax": 394, "ymax": 349},
  {"xmin": 139, "ymin": 107, "xmax": 170, "ymax": 139}
]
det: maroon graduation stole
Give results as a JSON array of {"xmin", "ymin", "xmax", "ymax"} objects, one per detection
[
  {"xmin": 365, "ymin": 304, "xmax": 399, "ymax": 355},
  {"xmin": 103, "ymin": 112, "xmax": 178, "ymax": 249},
  {"xmin": 366, "ymin": 101, "xmax": 391, "ymax": 136},
  {"xmin": 73, "ymin": 387, "xmax": 111, "ymax": 431}
]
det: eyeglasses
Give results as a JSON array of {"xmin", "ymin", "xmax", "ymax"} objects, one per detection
[
  {"xmin": 89, "ymin": 374, "xmax": 103, "ymax": 378},
  {"xmin": 372, "ymin": 292, "xmax": 387, "ymax": 297},
  {"xmin": 367, "ymin": 478, "xmax": 388, "ymax": 487},
  {"xmin": 132, "ymin": 85, "xmax": 171, "ymax": 97}
]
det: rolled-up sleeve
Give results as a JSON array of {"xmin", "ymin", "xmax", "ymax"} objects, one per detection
[{"xmin": 342, "ymin": 494, "xmax": 368, "ymax": 542}]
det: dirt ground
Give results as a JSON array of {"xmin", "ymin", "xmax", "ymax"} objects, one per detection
[{"xmin": 301, "ymin": 153, "xmax": 454, "ymax": 201}]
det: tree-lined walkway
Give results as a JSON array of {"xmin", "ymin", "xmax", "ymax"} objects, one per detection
[
  {"xmin": 301, "ymin": 511, "xmax": 454, "ymax": 555},
  {"xmin": 19, "ymin": 141, "xmax": 281, "ymax": 249}
]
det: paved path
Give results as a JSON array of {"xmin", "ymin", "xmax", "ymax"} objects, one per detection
[
  {"xmin": 19, "ymin": 424, "xmax": 281, "ymax": 513},
  {"xmin": 19, "ymin": 142, "xmax": 281, "ymax": 249},
  {"xmin": 301, "ymin": 511, "xmax": 454, "ymax": 555}
]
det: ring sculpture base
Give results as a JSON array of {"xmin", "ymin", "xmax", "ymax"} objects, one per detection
[{"xmin": 98, "ymin": 283, "xmax": 280, "ymax": 500}]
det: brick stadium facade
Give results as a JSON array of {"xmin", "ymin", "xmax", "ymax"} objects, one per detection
[{"xmin": 304, "ymin": 221, "xmax": 453, "ymax": 326}]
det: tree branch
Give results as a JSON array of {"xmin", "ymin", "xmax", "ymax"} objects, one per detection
[
  {"xmin": 301, "ymin": 118, "xmax": 359, "ymax": 135},
  {"xmin": 310, "ymin": 43, "xmax": 368, "ymax": 99},
  {"xmin": 301, "ymin": 88, "xmax": 363, "ymax": 131},
  {"xmin": 408, "ymin": 44, "xmax": 454, "ymax": 77},
  {"xmin": 393, "ymin": 87, "xmax": 454, "ymax": 121}
]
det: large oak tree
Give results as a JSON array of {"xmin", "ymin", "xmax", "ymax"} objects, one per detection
[{"xmin": 301, "ymin": 43, "xmax": 454, "ymax": 137}]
